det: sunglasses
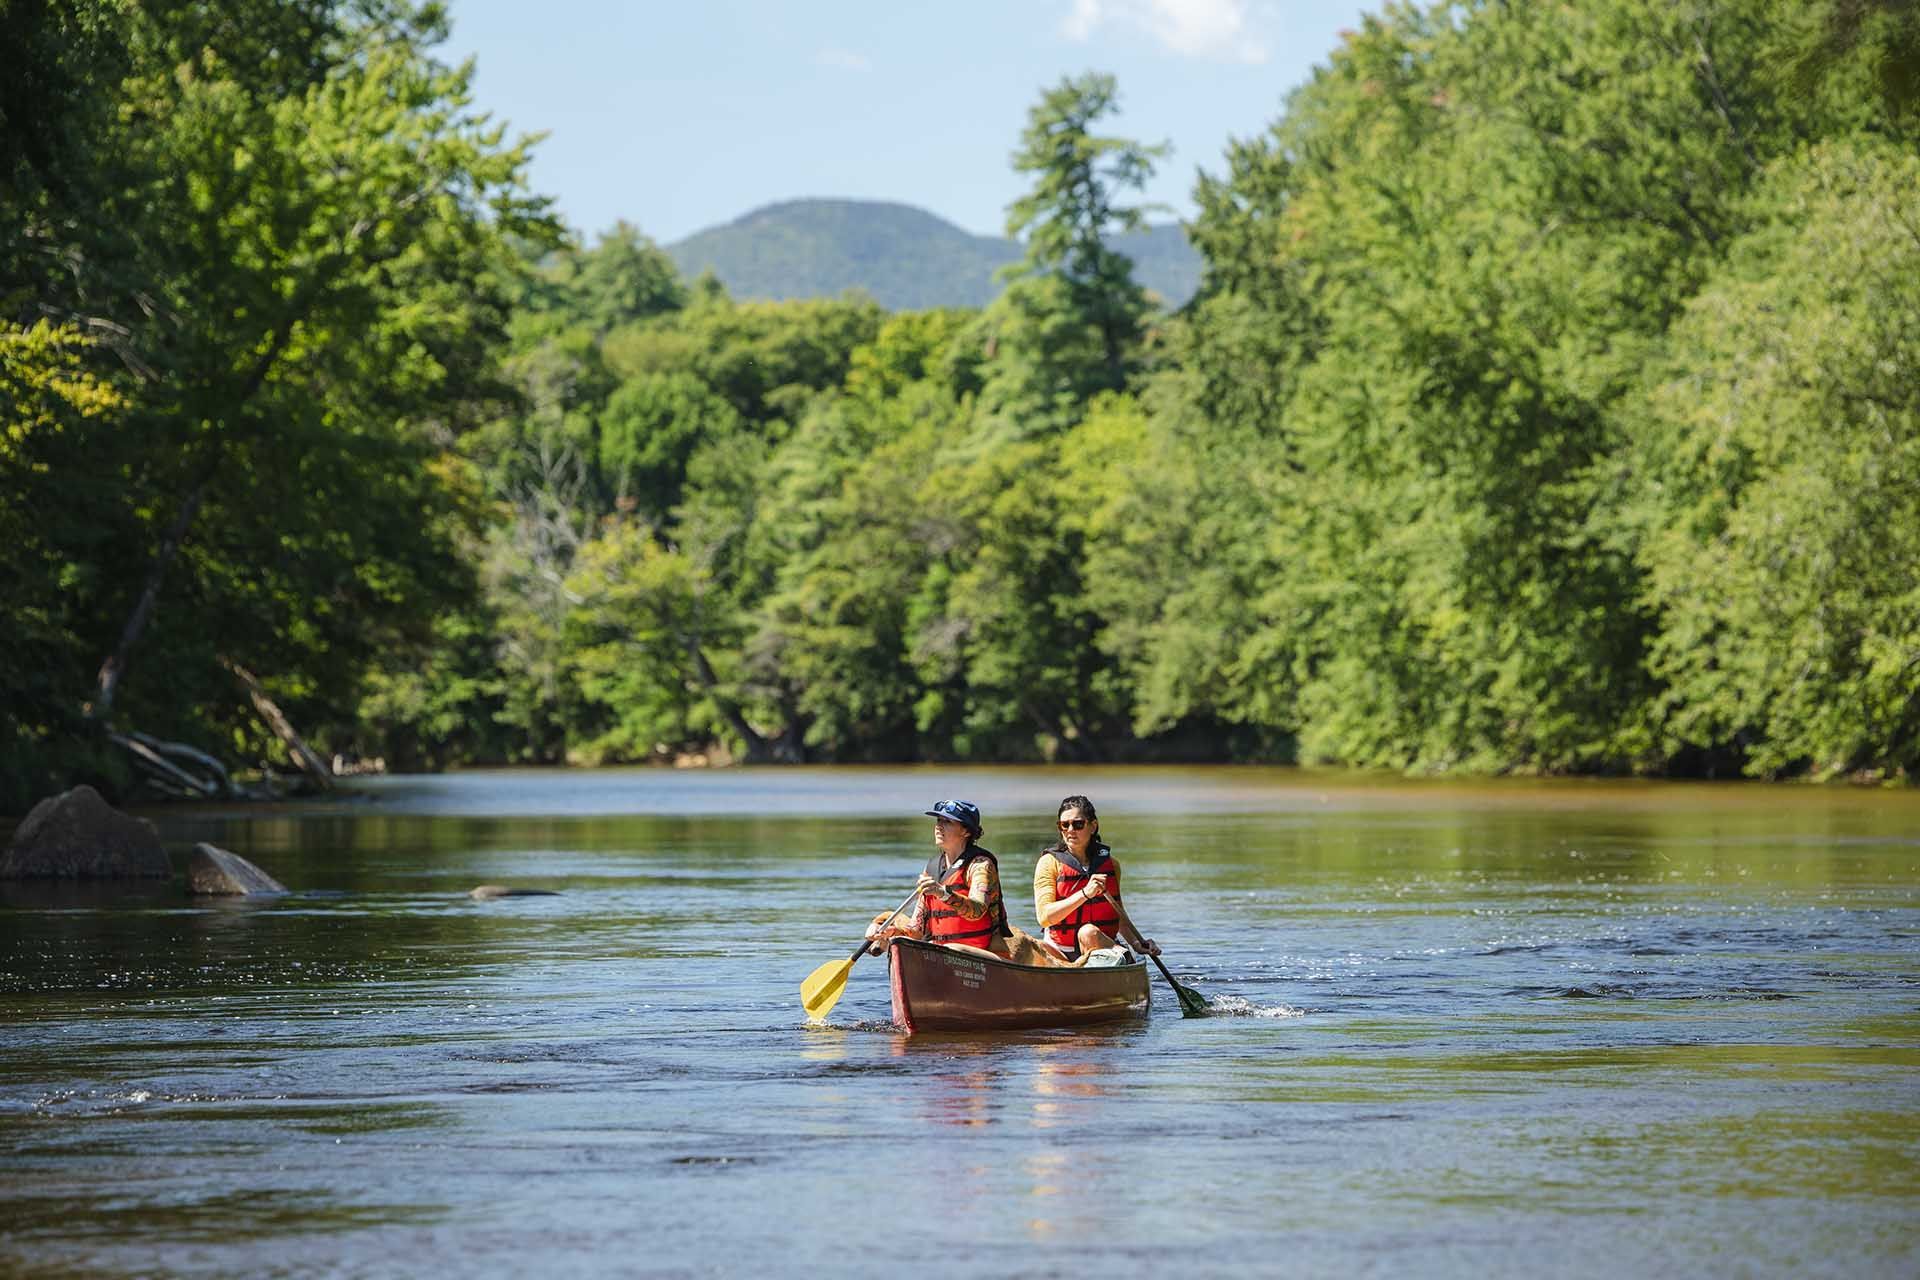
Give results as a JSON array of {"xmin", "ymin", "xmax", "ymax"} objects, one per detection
[{"xmin": 1058, "ymin": 818, "xmax": 1089, "ymax": 831}]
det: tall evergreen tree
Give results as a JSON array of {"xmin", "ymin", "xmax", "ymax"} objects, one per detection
[{"xmin": 994, "ymin": 72, "xmax": 1168, "ymax": 411}]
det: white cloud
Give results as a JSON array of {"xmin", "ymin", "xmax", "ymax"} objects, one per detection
[
  {"xmin": 815, "ymin": 46, "xmax": 872, "ymax": 72},
  {"xmin": 1062, "ymin": 0, "xmax": 1103, "ymax": 42},
  {"xmin": 1060, "ymin": 0, "xmax": 1270, "ymax": 64}
]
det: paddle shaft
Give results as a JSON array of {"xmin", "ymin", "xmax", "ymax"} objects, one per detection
[
  {"xmin": 851, "ymin": 885, "xmax": 923, "ymax": 961},
  {"xmin": 1091, "ymin": 888, "xmax": 1145, "ymax": 951},
  {"xmin": 1098, "ymin": 891, "xmax": 1204, "ymax": 1010},
  {"xmin": 801, "ymin": 885, "xmax": 928, "ymax": 1019}
]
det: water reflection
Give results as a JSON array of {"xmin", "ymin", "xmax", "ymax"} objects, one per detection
[
  {"xmin": 897, "ymin": 1037, "xmax": 1001, "ymax": 1133},
  {"xmin": 1019, "ymin": 1038, "xmax": 1121, "ymax": 1240},
  {"xmin": 1029, "ymin": 1036, "xmax": 1112, "ymax": 1128},
  {"xmin": 797, "ymin": 1023, "xmax": 852, "ymax": 1066}
]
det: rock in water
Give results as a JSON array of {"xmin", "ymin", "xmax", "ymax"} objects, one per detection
[
  {"xmin": 469, "ymin": 885, "xmax": 560, "ymax": 899},
  {"xmin": 0, "ymin": 785, "xmax": 171, "ymax": 880},
  {"xmin": 186, "ymin": 843, "xmax": 287, "ymax": 896}
]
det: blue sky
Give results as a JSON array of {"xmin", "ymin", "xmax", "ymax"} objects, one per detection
[{"xmin": 440, "ymin": 0, "xmax": 1373, "ymax": 246}]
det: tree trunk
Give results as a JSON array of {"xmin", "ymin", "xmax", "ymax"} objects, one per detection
[
  {"xmin": 222, "ymin": 658, "xmax": 334, "ymax": 791},
  {"xmin": 686, "ymin": 641, "xmax": 774, "ymax": 762},
  {"xmin": 89, "ymin": 469, "xmax": 214, "ymax": 721},
  {"xmin": 86, "ymin": 287, "xmax": 320, "ymax": 724}
]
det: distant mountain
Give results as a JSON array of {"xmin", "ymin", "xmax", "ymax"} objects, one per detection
[{"xmin": 663, "ymin": 198, "xmax": 1202, "ymax": 311}]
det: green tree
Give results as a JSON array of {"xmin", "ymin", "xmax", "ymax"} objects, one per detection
[
  {"xmin": 905, "ymin": 430, "xmax": 1133, "ymax": 761},
  {"xmin": 741, "ymin": 388, "xmax": 958, "ymax": 758},
  {"xmin": 0, "ymin": 322, "xmax": 131, "ymax": 807},
  {"xmin": 1162, "ymin": 0, "xmax": 1853, "ymax": 773},
  {"xmin": 1002, "ymin": 72, "xmax": 1168, "ymax": 397},
  {"xmin": 353, "ymin": 605, "xmax": 508, "ymax": 771},
  {"xmin": 605, "ymin": 292, "xmax": 884, "ymax": 430},
  {"xmin": 566, "ymin": 516, "xmax": 775, "ymax": 763},
  {"xmin": 542, "ymin": 220, "xmax": 687, "ymax": 334},
  {"xmin": 1780, "ymin": 0, "xmax": 1920, "ymax": 123},
  {"xmin": 1623, "ymin": 138, "xmax": 1920, "ymax": 777},
  {"xmin": 3, "ymin": 0, "xmax": 557, "ymax": 800},
  {"xmin": 599, "ymin": 371, "xmax": 743, "ymax": 523}
]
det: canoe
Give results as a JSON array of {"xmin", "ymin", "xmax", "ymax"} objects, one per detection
[{"xmin": 887, "ymin": 937, "xmax": 1151, "ymax": 1033}]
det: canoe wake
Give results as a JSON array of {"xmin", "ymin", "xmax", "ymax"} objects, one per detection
[{"xmin": 1197, "ymin": 994, "xmax": 1304, "ymax": 1018}]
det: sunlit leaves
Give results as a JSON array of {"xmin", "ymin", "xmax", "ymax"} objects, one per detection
[
  {"xmin": 4, "ymin": 0, "xmax": 559, "ymax": 790},
  {"xmin": 1627, "ymin": 138, "xmax": 1920, "ymax": 777}
]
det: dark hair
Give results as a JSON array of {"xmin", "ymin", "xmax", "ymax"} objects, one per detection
[{"xmin": 1057, "ymin": 795, "xmax": 1097, "ymax": 825}]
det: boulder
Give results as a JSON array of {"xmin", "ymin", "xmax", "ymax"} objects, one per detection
[
  {"xmin": 0, "ymin": 785, "xmax": 171, "ymax": 880},
  {"xmin": 469, "ymin": 884, "xmax": 559, "ymax": 899},
  {"xmin": 185, "ymin": 843, "xmax": 286, "ymax": 896}
]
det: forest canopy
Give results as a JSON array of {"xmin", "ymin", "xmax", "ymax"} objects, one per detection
[{"xmin": 4, "ymin": 0, "xmax": 1917, "ymax": 810}]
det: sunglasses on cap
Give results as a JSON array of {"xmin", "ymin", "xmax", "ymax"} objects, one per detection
[{"xmin": 924, "ymin": 799, "xmax": 981, "ymax": 832}]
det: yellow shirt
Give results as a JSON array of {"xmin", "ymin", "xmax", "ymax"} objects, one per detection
[{"xmin": 1033, "ymin": 851, "xmax": 1124, "ymax": 927}]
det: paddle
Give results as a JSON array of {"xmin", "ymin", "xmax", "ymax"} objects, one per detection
[
  {"xmin": 800, "ymin": 886, "xmax": 920, "ymax": 1021},
  {"xmin": 1099, "ymin": 891, "xmax": 1209, "ymax": 1017}
]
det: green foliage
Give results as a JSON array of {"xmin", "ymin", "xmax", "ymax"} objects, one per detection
[
  {"xmin": 119, "ymin": 11, "xmax": 549, "ymax": 743},
  {"xmin": 678, "ymin": 293, "xmax": 886, "ymax": 427},
  {"xmin": 844, "ymin": 308, "xmax": 984, "ymax": 403},
  {"xmin": 1623, "ymin": 137, "xmax": 1920, "ymax": 777},
  {"xmin": 468, "ymin": 290, "xmax": 885, "ymax": 762},
  {"xmin": 600, "ymin": 372, "xmax": 743, "ymax": 522},
  {"xmin": 1003, "ymin": 71, "xmax": 1167, "ymax": 399},
  {"xmin": 540, "ymin": 221, "xmax": 687, "ymax": 333},
  {"xmin": 972, "ymin": 274, "xmax": 1124, "ymax": 434},
  {"xmin": 0, "ymin": 321, "xmax": 133, "ymax": 808},
  {"xmin": 10, "ymin": 1, "xmax": 1916, "ymax": 798},
  {"xmin": 562, "ymin": 520, "xmax": 714, "ymax": 762},
  {"xmin": 2, "ymin": 0, "xmax": 558, "ymax": 802},
  {"xmin": 907, "ymin": 433, "xmax": 1131, "ymax": 760},
  {"xmin": 1779, "ymin": 0, "xmax": 1920, "ymax": 123},
  {"xmin": 746, "ymin": 401, "xmax": 948, "ymax": 758},
  {"xmin": 353, "ymin": 605, "xmax": 508, "ymax": 771},
  {"xmin": 1147, "ymin": 0, "xmax": 1910, "ymax": 775}
]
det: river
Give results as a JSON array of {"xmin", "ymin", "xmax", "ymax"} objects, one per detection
[{"xmin": 2, "ymin": 766, "xmax": 1916, "ymax": 1276}]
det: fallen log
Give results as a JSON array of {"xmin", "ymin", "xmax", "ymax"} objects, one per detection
[
  {"xmin": 108, "ymin": 732, "xmax": 222, "ymax": 798},
  {"xmin": 220, "ymin": 658, "xmax": 333, "ymax": 792},
  {"xmin": 128, "ymin": 731, "xmax": 234, "ymax": 796}
]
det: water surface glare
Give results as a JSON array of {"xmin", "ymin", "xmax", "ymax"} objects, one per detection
[{"xmin": 3, "ymin": 767, "xmax": 1917, "ymax": 1276}]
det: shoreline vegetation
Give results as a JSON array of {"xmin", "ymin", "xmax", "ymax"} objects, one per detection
[{"xmin": 6, "ymin": 2, "xmax": 1919, "ymax": 816}]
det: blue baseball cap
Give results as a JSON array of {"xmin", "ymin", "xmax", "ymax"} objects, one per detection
[{"xmin": 924, "ymin": 799, "xmax": 982, "ymax": 834}]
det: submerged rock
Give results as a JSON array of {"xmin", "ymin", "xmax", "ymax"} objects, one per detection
[
  {"xmin": 469, "ymin": 885, "xmax": 559, "ymax": 899},
  {"xmin": 186, "ymin": 843, "xmax": 287, "ymax": 896},
  {"xmin": 0, "ymin": 785, "xmax": 170, "ymax": 880}
]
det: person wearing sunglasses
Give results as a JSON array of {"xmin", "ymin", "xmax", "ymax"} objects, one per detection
[
  {"xmin": 865, "ymin": 799, "xmax": 1015, "ymax": 958},
  {"xmin": 1033, "ymin": 794, "xmax": 1159, "ymax": 964}
]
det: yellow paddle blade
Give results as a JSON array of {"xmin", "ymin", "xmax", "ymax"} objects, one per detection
[{"xmin": 800, "ymin": 955, "xmax": 857, "ymax": 1021}]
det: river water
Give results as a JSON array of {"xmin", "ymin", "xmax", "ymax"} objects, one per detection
[{"xmin": 2, "ymin": 766, "xmax": 1916, "ymax": 1277}]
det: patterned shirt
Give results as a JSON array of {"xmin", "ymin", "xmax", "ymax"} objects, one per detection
[{"xmin": 907, "ymin": 855, "xmax": 997, "ymax": 931}]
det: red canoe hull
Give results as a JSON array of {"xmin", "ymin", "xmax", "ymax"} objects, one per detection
[{"xmin": 887, "ymin": 937, "xmax": 1151, "ymax": 1033}]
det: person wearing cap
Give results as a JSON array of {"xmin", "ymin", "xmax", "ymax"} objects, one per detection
[
  {"xmin": 866, "ymin": 799, "xmax": 1014, "ymax": 957},
  {"xmin": 1033, "ymin": 794, "xmax": 1159, "ymax": 964}
]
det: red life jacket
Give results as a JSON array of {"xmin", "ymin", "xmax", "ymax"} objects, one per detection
[
  {"xmin": 1047, "ymin": 845, "xmax": 1121, "ymax": 953},
  {"xmin": 923, "ymin": 846, "xmax": 1007, "ymax": 948}
]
